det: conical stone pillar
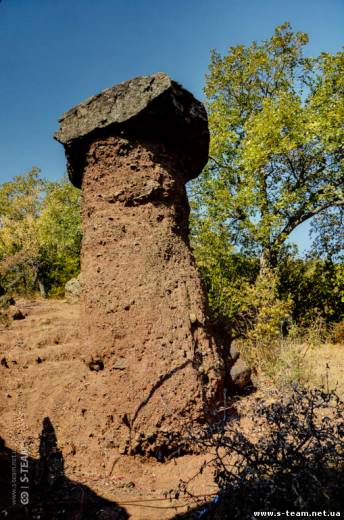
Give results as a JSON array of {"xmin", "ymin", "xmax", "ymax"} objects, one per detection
[{"xmin": 55, "ymin": 73, "xmax": 224, "ymax": 456}]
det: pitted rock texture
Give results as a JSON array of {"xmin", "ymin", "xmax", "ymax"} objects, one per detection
[
  {"xmin": 55, "ymin": 72, "xmax": 209, "ymax": 187},
  {"xmin": 55, "ymin": 73, "xmax": 224, "ymax": 456},
  {"xmin": 79, "ymin": 134, "xmax": 223, "ymax": 456}
]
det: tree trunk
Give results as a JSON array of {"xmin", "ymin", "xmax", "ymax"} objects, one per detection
[
  {"xmin": 259, "ymin": 247, "xmax": 278, "ymax": 274},
  {"xmin": 37, "ymin": 278, "xmax": 46, "ymax": 298}
]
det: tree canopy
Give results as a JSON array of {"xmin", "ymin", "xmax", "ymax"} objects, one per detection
[
  {"xmin": 191, "ymin": 23, "xmax": 344, "ymax": 269},
  {"xmin": 0, "ymin": 168, "xmax": 81, "ymax": 296},
  {"xmin": 189, "ymin": 23, "xmax": 344, "ymax": 335}
]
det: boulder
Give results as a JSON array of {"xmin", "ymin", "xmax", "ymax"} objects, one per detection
[
  {"xmin": 55, "ymin": 72, "xmax": 209, "ymax": 189},
  {"xmin": 229, "ymin": 358, "xmax": 252, "ymax": 390},
  {"xmin": 229, "ymin": 341, "xmax": 240, "ymax": 362},
  {"xmin": 65, "ymin": 275, "xmax": 81, "ymax": 303}
]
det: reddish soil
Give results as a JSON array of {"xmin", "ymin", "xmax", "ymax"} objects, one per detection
[
  {"xmin": 3, "ymin": 299, "xmax": 338, "ymax": 518},
  {"xmin": 0, "ymin": 299, "xmax": 219, "ymax": 519}
]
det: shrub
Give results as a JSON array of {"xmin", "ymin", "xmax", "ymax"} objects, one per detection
[
  {"xmin": 176, "ymin": 387, "xmax": 344, "ymax": 518},
  {"xmin": 330, "ymin": 320, "xmax": 344, "ymax": 344},
  {"xmin": 232, "ymin": 269, "xmax": 293, "ymax": 383}
]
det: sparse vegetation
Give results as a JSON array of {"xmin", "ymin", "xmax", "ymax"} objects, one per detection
[{"xmin": 177, "ymin": 387, "xmax": 344, "ymax": 518}]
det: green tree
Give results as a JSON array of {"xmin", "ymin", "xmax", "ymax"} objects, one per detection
[
  {"xmin": 192, "ymin": 23, "xmax": 344, "ymax": 270},
  {"xmin": 310, "ymin": 207, "xmax": 344, "ymax": 262},
  {"xmin": 190, "ymin": 210, "xmax": 259, "ymax": 328},
  {"xmin": 0, "ymin": 169, "xmax": 81, "ymax": 296},
  {"xmin": 277, "ymin": 255, "xmax": 344, "ymax": 325},
  {"xmin": 37, "ymin": 178, "xmax": 82, "ymax": 295},
  {"xmin": 0, "ymin": 168, "xmax": 44, "ymax": 292}
]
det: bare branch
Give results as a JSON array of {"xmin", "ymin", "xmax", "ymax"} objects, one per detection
[{"xmin": 275, "ymin": 199, "xmax": 344, "ymax": 248}]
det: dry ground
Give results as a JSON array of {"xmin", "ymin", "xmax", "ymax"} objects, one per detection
[
  {"xmin": 305, "ymin": 342, "xmax": 344, "ymax": 397},
  {"xmin": 0, "ymin": 298, "xmax": 216, "ymax": 519},
  {"xmin": 0, "ymin": 298, "xmax": 342, "ymax": 519}
]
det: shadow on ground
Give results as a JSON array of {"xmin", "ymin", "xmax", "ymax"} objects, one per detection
[
  {"xmin": 173, "ymin": 474, "xmax": 344, "ymax": 520},
  {"xmin": 2, "ymin": 417, "xmax": 343, "ymax": 519},
  {"xmin": 0, "ymin": 417, "xmax": 128, "ymax": 520}
]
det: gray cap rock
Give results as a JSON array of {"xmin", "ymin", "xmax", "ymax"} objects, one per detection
[{"xmin": 54, "ymin": 72, "xmax": 209, "ymax": 188}]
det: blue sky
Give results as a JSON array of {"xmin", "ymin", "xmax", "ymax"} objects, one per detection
[{"xmin": 0, "ymin": 0, "xmax": 343, "ymax": 251}]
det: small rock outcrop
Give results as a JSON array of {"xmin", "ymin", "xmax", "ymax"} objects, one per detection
[
  {"xmin": 229, "ymin": 357, "xmax": 252, "ymax": 390},
  {"xmin": 55, "ymin": 73, "xmax": 224, "ymax": 456},
  {"xmin": 64, "ymin": 275, "xmax": 81, "ymax": 303},
  {"xmin": 8, "ymin": 307, "xmax": 25, "ymax": 321}
]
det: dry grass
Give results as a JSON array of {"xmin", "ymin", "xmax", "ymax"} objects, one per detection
[
  {"xmin": 304, "ymin": 342, "xmax": 344, "ymax": 397},
  {"xmin": 237, "ymin": 332, "xmax": 344, "ymax": 398},
  {"xmin": 271, "ymin": 340, "xmax": 344, "ymax": 398}
]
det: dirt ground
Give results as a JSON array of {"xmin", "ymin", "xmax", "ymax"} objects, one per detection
[
  {"xmin": 1, "ymin": 298, "xmax": 342, "ymax": 519},
  {"xmin": 0, "ymin": 298, "xmax": 219, "ymax": 519}
]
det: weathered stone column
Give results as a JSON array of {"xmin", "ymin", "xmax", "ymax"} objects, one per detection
[{"xmin": 55, "ymin": 73, "xmax": 224, "ymax": 456}]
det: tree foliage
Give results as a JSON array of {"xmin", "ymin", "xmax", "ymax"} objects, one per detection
[
  {"xmin": 310, "ymin": 206, "xmax": 344, "ymax": 262},
  {"xmin": 37, "ymin": 178, "xmax": 82, "ymax": 295},
  {"xmin": 190, "ymin": 23, "xmax": 344, "ymax": 333},
  {"xmin": 190, "ymin": 211, "xmax": 259, "ymax": 325},
  {"xmin": 278, "ymin": 254, "xmax": 344, "ymax": 325},
  {"xmin": 192, "ymin": 23, "xmax": 344, "ymax": 269},
  {"xmin": 0, "ymin": 168, "xmax": 81, "ymax": 296}
]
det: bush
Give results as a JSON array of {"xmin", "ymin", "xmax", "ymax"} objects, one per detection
[
  {"xmin": 330, "ymin": 320, "xmax": 344, "ymax": 344},
  {"xmin": 231, "ymin": 269, "xmax": 293, "ymax": 384},
  {"xmin": 278, "ymin": 256, "xmax": 344, "ymax": 325},
  {"xmin": 176, "ymin": 387, "xmax": 344, "ymax": 518}
]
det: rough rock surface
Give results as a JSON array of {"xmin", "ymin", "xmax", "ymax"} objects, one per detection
[
  {"xmin": 65, "ymin": 275, "xmax": 81, "ymax": 303},
  {"xmin": 229, "ymin": 358, "xmax": 252, "ymax": 390},
  {"xmin": 55, "ymin": 72, "xmax": 209, "ymax": 188},
  {"xmin": 55, "ymin": 74, "xmax": 224, "ymax": 456}
]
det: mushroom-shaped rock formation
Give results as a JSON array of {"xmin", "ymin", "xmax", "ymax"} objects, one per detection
[
  {"xmin": 55, "ymin": 73, "xmax": 224, "ymax": 457},
  {"xmin": 55, "ymin": 72, "xmax": 209, "ymax": 188}
]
